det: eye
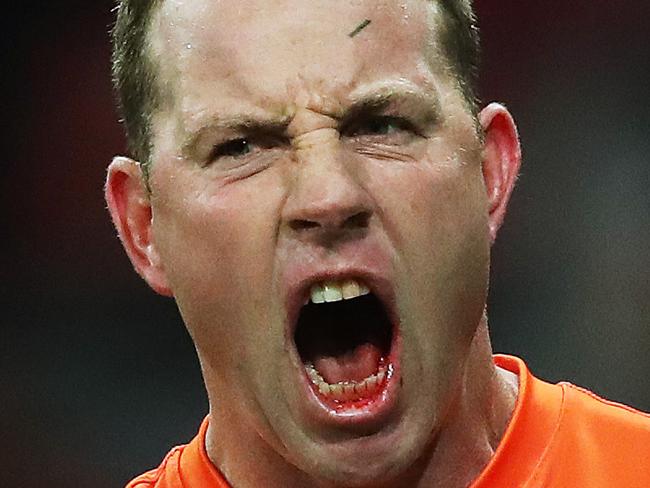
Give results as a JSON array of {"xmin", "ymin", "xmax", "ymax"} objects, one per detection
[
  {"xmin": 210, "ymin": 138, "xmax": 252, "ymax": 159},
  {"xmin": 203, "ymin": 134, "xmax": 289, "ymax": 176},
  {"xmin": 346, "ymin": 116, "xmax": 416, "ymax": 138}
]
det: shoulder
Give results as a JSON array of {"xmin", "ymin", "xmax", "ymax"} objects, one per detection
[
  {"xmin": 560, "ymin": 382, "xmax": 650, "ymax": 435},
  {"xmin": 125, "ymin": 445, "xmax": 187, "ymax": 488},
  {"xmin": 539, "ymin": 382, "xmax": 650, "ymax": 486},
  {"xmin": 520, "ymin": 380, "xmax": 650, "ymax": 487}
]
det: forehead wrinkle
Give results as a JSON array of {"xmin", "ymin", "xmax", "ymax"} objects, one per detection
[{"xmin": 283, "ymin": 77, "xmax": 353, "ymax": 121}]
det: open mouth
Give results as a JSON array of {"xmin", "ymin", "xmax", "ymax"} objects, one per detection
[{"xmin": 294, "ymin": 279, "xmax": 395, "ymax": 411}]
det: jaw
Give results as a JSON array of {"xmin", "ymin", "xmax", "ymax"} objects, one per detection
[
  {"xmin": 200, "ymin": 314, "xmax": 502, "ymax": 488},
  {"xmin": 184, "ymin": 256, "xmax": 493, "ymax": 487}
]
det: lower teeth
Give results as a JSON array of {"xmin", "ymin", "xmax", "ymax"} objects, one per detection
[{"xmin": 305, "ymin": 363, "xmax": 389, "ymax": 402}]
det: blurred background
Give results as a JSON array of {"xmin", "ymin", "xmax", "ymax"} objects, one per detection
[{"xmin": 2, "ymin": 1, "xmax": 648, "ymax": 486}]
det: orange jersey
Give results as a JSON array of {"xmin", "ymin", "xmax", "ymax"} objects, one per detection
[
  {"xmin": 126, "ymin": 355, "xmax": 650, "ymax": 487},
  {"xmin": 125, "ymin": 418, "xmax": 227, "ymax": 488}
]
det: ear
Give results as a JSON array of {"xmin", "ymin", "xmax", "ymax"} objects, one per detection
[
  {"xmin": 105, "ymin": 157, "xmax": 173, "ymax": 296},
  {"xmin": 479, "ymin": 103, "xmax": 521, "ymax": 244}
]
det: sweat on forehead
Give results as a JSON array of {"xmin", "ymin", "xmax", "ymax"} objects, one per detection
[{"xmin": 147, "ymin": 0, "xmax": 445, "ymax": 111}]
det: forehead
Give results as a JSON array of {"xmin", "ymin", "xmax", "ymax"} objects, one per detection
[{"xmin": 150, "ymin": 0, "xmax": 448, "ymax": 128}]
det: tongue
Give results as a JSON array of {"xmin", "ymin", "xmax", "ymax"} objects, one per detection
[{"xmin": 313, "ymin": 343, "xmax": 382, "ymax": 384}]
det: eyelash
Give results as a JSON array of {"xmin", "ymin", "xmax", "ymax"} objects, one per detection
[
  {"xmin": 209, "ymin": 138, "xmax": 253, "ymax": 160},
  {"xmin": 207, "ymin": 134, "xmax": 287, "ymax": 167},
  {"xmin": 343, "ymin": 115, "xmax": 418, "ymax": 138}
]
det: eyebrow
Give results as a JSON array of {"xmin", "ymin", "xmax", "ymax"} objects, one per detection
[
  {"xmin": 343, "ymin": 85, "xmax": 441, "ymax": 125},
  {"xmin": 180, "ymin": 84, "xmax": 440, "ymax": 156}
]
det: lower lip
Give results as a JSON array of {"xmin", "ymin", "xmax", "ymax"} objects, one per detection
[{"xmin": 298, "ymin": 335, "xmax": 402, "ymax": 428}]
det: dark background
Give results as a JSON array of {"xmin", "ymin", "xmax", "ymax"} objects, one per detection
[{"xmin": 3, "ymin": 1, "xmax": 648, "ymax": 486}]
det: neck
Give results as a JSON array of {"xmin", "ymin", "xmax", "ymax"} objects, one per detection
[
  {"xmin": 403, "ymin": 318, "xmax": 518, "ymax": 487},
  {"xmin": 204, "ymin": 316, "xmax": 518, "ymax": 488}
]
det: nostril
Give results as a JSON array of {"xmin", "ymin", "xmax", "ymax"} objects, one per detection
[
  {"xmin": 290, "ymin": 219, "xmax": 321, "ymax": 232},
  {"xmin": 289, "ymin": 211, "xmax": 371, "ymax": 233},
  {"xmin": 343, "ymin": 211, "xmax": 371, "ymax": 230}
]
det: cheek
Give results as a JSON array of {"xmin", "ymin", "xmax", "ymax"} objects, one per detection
[
  {"xmin": 371, "ymin": 159, "xmax": 490, "ymax": 328},
  {"xmin": 151, "ymin": 173, "xmax": 283, "ymax": 342},
  {"xmin": 373, "ymin": 160, "xmax": 488, "ymax": 255}
]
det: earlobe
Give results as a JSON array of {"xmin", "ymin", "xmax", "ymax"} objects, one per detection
[
  {"xmin": 479, "ymin": 103, "xmax": 522, "ymax": 244},
  {"xmin": 105, "ymin": 157, "xmax": 173, "ymax": 296}
]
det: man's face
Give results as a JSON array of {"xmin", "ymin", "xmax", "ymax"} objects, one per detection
[{"xmin": 145, "ymin": 0, "xmax": 492, "ymax": 483}]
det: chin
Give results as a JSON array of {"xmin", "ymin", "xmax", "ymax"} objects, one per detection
[
  {"xmin": 268, "ymin": 388, "xmax": 438, "ymax": 488},
  {"xmin": 289, "ymin": 435, "xmax": 424, "ymax": 488}
]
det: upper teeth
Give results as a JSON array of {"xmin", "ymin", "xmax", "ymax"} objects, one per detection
[{"xmin": 310, "ymin": 279, "xmax": 370, "ymax": 304}]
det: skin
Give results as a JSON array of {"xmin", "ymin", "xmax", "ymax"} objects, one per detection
[{"xmin": 106, "ymin": 0, "xmax": 522, "ymax": 487}]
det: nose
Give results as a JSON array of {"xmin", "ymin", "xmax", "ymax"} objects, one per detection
[{"xmin": 281, "ymin": 137, "xmax": 373, "ymax": 244}]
